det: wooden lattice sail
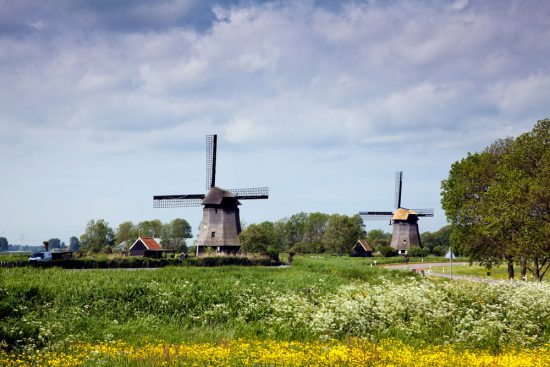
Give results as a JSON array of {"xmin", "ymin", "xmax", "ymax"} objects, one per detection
[
  {"xmin": 153, "ymin": 135, "xmax": 269, "ymax": 255},
  {"xmin": 359, "ymin": 172, "xmax": 433, "ymax": 255}
]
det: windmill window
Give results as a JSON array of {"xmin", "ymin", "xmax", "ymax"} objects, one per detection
[
  {"xmin": 211, "ymin": 232, "xmax": 215, "ymax": 238},
  {"xmin": 215, "ymin": 208, "xmax": 218, "ymax": 213}
]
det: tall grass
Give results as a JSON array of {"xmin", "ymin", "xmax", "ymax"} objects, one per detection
[{"xmin": 1, "ymin": 256, "xmax": 548, "ymax": 353}]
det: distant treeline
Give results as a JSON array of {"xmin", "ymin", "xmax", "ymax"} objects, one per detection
[{"xmin": 237, "ymin": 212, "xmax": 450, "ymax": 258}]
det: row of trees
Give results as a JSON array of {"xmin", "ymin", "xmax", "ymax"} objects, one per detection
[
  {"xmin": 441, "ymin": 119, "xmax": 549, "ymax": 281},
  {"xmin": 239, "ymin": 213, "xmax": 365, "ymax": 258},
  {"xmin": 238, "ymin": 213, "xmax": 452, "ymax": 258},
  {"xmin": 79, "ymin": 218, "xmax": 193, "ymax": 253}
]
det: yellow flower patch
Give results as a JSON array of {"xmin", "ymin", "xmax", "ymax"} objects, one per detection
[{"xmin": 1, "ymin": 339, "xmax": 548, "ymax": 366}]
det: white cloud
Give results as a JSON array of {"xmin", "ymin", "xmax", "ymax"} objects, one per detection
[{"xmin": 1, "ymin": 0, "xmax": 550, "ymax": 243}]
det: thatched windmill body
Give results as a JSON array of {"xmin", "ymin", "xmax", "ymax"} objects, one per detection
[
  {"xmin": 359, "ymin": 171, "xmax": 434, "ymax": 255},
  {"xmin": 154, "ymin": 135, "xmax": 269, "ymax": 255}
]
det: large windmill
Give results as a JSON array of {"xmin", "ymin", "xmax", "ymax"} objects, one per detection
[
  {"xmin": 153, "ymin": 135, "xmax": 269, "ymax": 255},
  {"xmin": 359, "ymin": 171, "xmax": 434, "ymax": 255}
]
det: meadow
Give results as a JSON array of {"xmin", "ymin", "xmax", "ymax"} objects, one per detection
[{"xmin": 1, "ymin": 256, "xmax": 549, "ymax": 366}]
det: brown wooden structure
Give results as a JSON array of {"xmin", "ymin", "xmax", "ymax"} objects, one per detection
[
  {"xmin": 153, "ymin": 135, "xmax": 269, "ymax": 255},
  {"xmin": 359, "ymin": 171, "xmax": 433, "ymax": 255},
  {"xmin": 129, "ymin": 237, "xmax": 162, "ymax": 256},
  {"xmin": 352, "ymin": 239, "xmax": 374, "ymax": 257}
]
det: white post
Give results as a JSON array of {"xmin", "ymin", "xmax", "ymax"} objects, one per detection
[{"xmin": 450, "ymin": 248, "xmax": 453, "ymax": 280}]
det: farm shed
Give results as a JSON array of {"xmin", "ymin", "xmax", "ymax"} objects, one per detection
[
  {"xmin": 352, "ymin": 239, "xmax": 374, "ymax": 257},
  {"xmin": 129, "ymin": 237, "xmax": 162, "ymax": 256}
]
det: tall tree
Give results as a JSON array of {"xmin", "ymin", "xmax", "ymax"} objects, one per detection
[
  {"xmin": 138, "ymin": 220, "xmax": 163, "ymax": 238},
  {"xmin": 322, "ymin": 214, "xmax": 364, "ymax": 255},
  {"xmin": 115, "ymin": 221, "xmax": 138, "ymax": 245},
  {"xmin": 303, "ymin": 212, "xmax": 330, "ymax": 244},
  {"xmin": 80, "ymin": 219, "xmax": 115, "ymax": 253},
  {"xmin": 366, "ymin": 229, "xmax": 391, "ymax": 249},
  {"xmin": 284, "ymin": 212, "xmax": 308, "ymax": 247},
  {"xmin": 48, "ymin": 238, "xmax": 61, "ymax": 250},
  {"xmin": 486, "ymin": 119, "xmax": 550, "ymax": 280},
  {"xmin": 239, "ymin": 221, "xmax": 281, "ymax": 260},
  {"xmin": 0, "ymin": 237, "xmax": 8, "ymax": 252},
  {"xmin": 160, "ymin": 218, "xmax": 192, "ymax": 252},
  {"xmin": 442, "ymin": 119, "xmax": 549, "ymax": 280},
  {"xmin": 68, "ymin": 236, "xmax": 80, "ymax": 252}
]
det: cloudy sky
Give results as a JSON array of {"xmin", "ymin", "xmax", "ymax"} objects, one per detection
[{"xmin": 1, "ymin": 0, "xmax": 549, "ymax": 245}]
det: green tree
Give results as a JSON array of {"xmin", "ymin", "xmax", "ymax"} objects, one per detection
[
  {"xmin": 442, "ymin": 119, "xmax": 550, "ymax": 281},
  {"xmin": 115, "ymin": 221, "xmax": 138, "ymax": 245},
  {"xmin": 303, "ymin": 212, "xmax": 330, "ymax": 243},
  {"xmin": 421, "ymin": 225, "xmax": 451, "ymax": 254},
  {"xmin": 160, "ymin": 218, "xmax": 192, "ymax": 252},
  {"xmin": 322, "ymin": 214, "xmax": 364, "ymax": 255},
  {"xmin": 239, "ymin": 221, "xmax": 282, "ymax": 260},
  {"xmin": 366, "ymin": 229, "xmax": 391, "ymax": 249},
  {"xmin": 484, "ymin": 119, "xmax": 550, "ymax": 280},
  {"xmin": 138, "ymin": 220, "xmax": 163, "ymax": 238},
  {"xmin": 284, "ymin": 212, "xmax": 308, "ymax": 248},
  {"xmin": 441, "ymin": 140, "xmax": 511, "ymax": 270},
  {"xmin": 80, "ymin": 219, "xmax": 115, "ymax": 253}
]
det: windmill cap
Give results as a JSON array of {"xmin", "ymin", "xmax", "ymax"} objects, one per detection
[
  {"xmin": 202, "ymin": 186, "xmax": 240, "ymax": 205},
  {"xmin": 393, "ymin": 208, "xmax": 417, "ymax": 220}
]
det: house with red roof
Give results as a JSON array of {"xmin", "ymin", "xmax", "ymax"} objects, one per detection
[{"xmin": 129, "ymin": 237, "xmax": 162, "ymax": 256}]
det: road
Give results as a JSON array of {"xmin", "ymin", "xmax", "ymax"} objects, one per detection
[{"xmin": 382, "ymin": 262, "xmax": 517, "ymax": 284}]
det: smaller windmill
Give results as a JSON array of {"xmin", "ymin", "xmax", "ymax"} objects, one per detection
[
  {"xmin": 359, "ymin": 171, "xmax": 434, "ymax": 255},
  {"xmin": 153, "ymin": 135, "xmax": 269, "ymax": 255}
]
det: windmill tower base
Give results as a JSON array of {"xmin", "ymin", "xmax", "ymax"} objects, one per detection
[
  {"xmin": 390, "ymin": 222, "xmax": 421, "ymax": 255},
  {"xmin": 195, "ymin": 187, "xmax": 242, "ymax": 255},
  {"xmin": 389, "ymin": 209, "xmax": 422, "ymax": 255}
]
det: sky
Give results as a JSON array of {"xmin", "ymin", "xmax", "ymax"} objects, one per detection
[{"xmin": 1, "ymin": 0, "xmax": 549, "ymax": 245}]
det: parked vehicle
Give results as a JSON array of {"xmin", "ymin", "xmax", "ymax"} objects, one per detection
[{"xmin": 28, "ymin": 251, "xmax": 52, "ymax": 263}]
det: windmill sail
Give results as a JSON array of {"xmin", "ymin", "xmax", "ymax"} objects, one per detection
[
  {"xmin": 394, "ymin": 171, "xmax": 403, "ymax": 209},
  {"xmin": 205, "ymin": 134, "xmax": 217, "ymax": 190},
  {"xmin": 411, "ymin": 208, "xmax": 435, "ymax": 217},
  {"xmin": 359, "ymin": 211, "xmax": 394, "ymax": 220},
  {"xmin": 230, "ymin": 187, "xmax": 269, "ymax": 200},
  {"xmin": 153, "ymin": 194, "xmax": 205, "ymax": 208}
]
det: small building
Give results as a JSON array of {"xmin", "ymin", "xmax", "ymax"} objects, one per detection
[
  {"xmin": 352, "ymin": 239, "xmax": 374, "ymax": 257},
  {"xmin": 113, "ymin": 240, "xmax": 128, "ymax": 253},
  {"xmin": 129, "ymin": 237, "xmax": 162, "ymax": 256}
]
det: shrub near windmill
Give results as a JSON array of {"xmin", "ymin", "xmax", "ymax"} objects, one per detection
[
  {"xmin": 360, "ymin": 171, "xmax": 434, "ymax": 255},
  {"xmin": 154, "ymin": 135, "xmax": 269, "ymax": 255}
]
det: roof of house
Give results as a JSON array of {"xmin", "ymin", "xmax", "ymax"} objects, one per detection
[
  {"xmin": 130, "ymin": 237, "xmax": 162, "ymax": 251},
  {"xmin": 356, "ymin": 239, "xmax": 374, "ymax": 252},
  {"xmin": 392, "ymin": 208, "xmax": 417, "ymax": 220},
  {"xmin": 202, "ymin": 186, "xmax": 241, "ymax": 205}
]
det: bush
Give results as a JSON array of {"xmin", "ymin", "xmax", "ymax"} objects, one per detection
[
  {"xmin": 378, "ymin": 245, "xmax": 398, "ymax": 257},
  {"xmin": 409, "ymin": 247, "xmax": 429, "ymax": 257},
  {"xmin": 432, "ymin": 245, "xmax": 448, "ymax": 257}
]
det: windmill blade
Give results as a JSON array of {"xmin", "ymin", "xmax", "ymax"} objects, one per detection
[
  {"xmin": 394, "ymin": 171, "xmax": 403, "ymax": 209},
  {"xmin": 359, "ymin": 211, "xmax": 394, "ymax": 220},
  {"xmin": 231, "ymin": 187, "xmax": 269, "ymax": 200},
  {"xmin": 153, "ymin": 194, "xmax": 205, "ymax": 208},
  {"xmin": 205, "ymin": 134, "xmax": 217, "ymax": 190},
  {"xmin": 412, "ymin": 208, "xmax": 435, "ymax": 217}
]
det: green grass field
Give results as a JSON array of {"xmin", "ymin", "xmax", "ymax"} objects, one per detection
[{"xmin": 1, "ymin": 255, "xmax": 549, "ymax": 358}]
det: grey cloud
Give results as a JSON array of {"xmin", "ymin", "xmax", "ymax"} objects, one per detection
[{"xmin": 1, "ymin": 0, "xmax": 549, "ymax": 153}]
